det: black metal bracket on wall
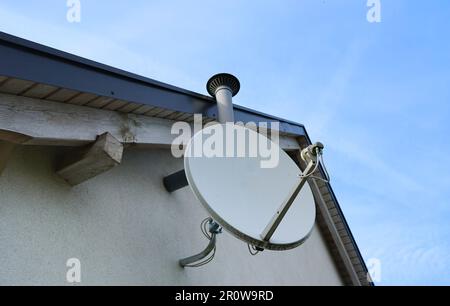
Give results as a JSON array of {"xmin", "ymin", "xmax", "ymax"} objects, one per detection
[{"xmin": 163, "ymin": 169, "xmax": 189, "ymax": 193}]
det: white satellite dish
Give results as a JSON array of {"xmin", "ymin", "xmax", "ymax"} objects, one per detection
[
  {"xmin": 163, "ymin": 73, "xmax": 329, "ymax": 267},
  {"xmin": 184, "ymin": 124, "xmax": 316, "ymax": 251}
]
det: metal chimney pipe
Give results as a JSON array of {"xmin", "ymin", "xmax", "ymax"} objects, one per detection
[
  {"xmin": 163, "ymin": 74, "xmax": 240, "ymax": 193},
  {"xmin": 207, "ymin": 73, "xmax": 240, "ymax": 123}
]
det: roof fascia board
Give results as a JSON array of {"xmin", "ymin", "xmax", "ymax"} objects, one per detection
[{"xmin": 0, "ymin": 32, "xmax": 305, "ymax": 137}]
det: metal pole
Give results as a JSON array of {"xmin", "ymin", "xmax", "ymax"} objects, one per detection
[
  {"xmin": 179, "ymin": 233, "xmax": 217, "ymax": 267},
  {"xmin": 179, "ymin": 220, "xmax": 222, "ymax": 268},
  {"xmin": 163, "ymin": 74, "xmax": 241, "ymax": 193},
  {"xmin": 260, "ymin": 160, "xmax": 316, "ymax": 242},
  {"xmin": 215, "ymin": 85, "xmax": 234, "ymax": 123},
  {"xmin": 207, "ymin": 73, "xmax": 240, "ymax": 124}
]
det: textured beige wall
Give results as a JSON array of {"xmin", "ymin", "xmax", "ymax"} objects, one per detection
[{"xmin": 0, "ymin": 146, "xmax": 344, "ymax": 285}]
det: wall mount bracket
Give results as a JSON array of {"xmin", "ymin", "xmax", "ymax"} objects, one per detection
[{"xmin": 179, "ymin": 218, "xmax": 222, "ymax": 268}]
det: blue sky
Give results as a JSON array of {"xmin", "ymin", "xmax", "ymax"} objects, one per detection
[{"xmin": 1, "ymin": 1, "xmax": 449, "ymax": 285}]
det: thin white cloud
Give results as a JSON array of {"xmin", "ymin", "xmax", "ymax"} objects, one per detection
[{"xmin": 0, "ymin": 5, "xmax": 199, "ymax": 90}]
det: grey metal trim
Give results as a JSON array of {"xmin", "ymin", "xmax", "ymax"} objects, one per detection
[{"xmin": 0, "ymin": 32, "xmax": 305, "ymax": 137}]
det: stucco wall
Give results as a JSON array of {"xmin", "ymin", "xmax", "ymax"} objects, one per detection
[{"xmin": 0, "ymin": 146, "xmax": 344, "ymax": 285}]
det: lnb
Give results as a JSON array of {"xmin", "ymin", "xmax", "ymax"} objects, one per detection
[{"xmin": 301, "ymin": 142, "xmax": 324, "ymax": 163}]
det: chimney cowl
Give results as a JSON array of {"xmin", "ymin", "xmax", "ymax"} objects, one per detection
[{"xmin": 207, "ymin": 73, "xmax": 240, "ymax": 97}]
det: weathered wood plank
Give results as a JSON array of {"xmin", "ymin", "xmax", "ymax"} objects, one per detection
[
  {"xmin": 0, "ymin": 78, "xmax": 35, "ymax": 95},
  {"xmin": 278, "ymin": 135, "xmax": 301, "ymax": 151},
  {"xmin": 103, "ymin": 100, "xmax": 128, "ymax": 110},
  {"xmin": 145, "ymin": 107, "xmax": 165, "ymax": 117},
  {"xmin": 117, "ymin": 102, "xmax": 142, "ymax": 113},
  {"xmin": 46, "ymin": 88, "xmax": 80, "ymax": 102},
  {"xmin": 86, "ymin": 96, "xmax": 115, "ymax": 108},
  {"xmin": 66, "ymin": 92, "xmax": 98, "ymax": 105},
  {"xmin": 132, "ymin": 105, "xmax": 154, "ymax": 115},
  {"xmin": 0, "ymin": 93, "xmax": 300, "ymax": 150},
  {"xmin": 154, "ymin": 109, "xmax": 175, "ymax": 118},
  {"xmin": 173, "ymin": 113, "xmax": 192, "ymax": 121},
  {"xmin": 22, "ymin": 83, "xmax": 59, "ymax": 99},
  {"xmin": 0, "ymin": 93, "xmax": 179, "ymax": 147},
  {"xmin": 56, "ymin": 133, "xmax": 123, "ymax": 186}
]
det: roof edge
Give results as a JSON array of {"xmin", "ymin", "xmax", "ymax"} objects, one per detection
[{"xmin": 0, "ymin": 31, "xmax": 305, "ymax": 135}]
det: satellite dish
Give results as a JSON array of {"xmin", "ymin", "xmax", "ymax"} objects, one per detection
[
  {"xmin": 184, "ymin": 123, "xmax": 316, "ymax": 251},
  {"xmin": 163, "ymin": 73, "xmax": 329, "ymax": 267}
]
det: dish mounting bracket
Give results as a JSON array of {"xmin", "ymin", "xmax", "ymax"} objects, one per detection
[{"xmin": 179, "ymin": 219, "xmax": 222, "ymax": 268}]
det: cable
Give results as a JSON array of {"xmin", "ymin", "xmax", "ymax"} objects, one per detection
[
  {"xmin": 184, "ymin": 246, "xmax": 216, "ymax": 268},
  {"xmin": 319, "ymin": 151, "xmax": 331, "ymax": 182},
  {"xmin": 309, "ymin": 150, "xmax": 330, "ymax": 183},
  {"xmin": 301, "ymin": 148, "xmax": 331, "ymax": 183},
  {"xmin": 247, "ymin": 244, "xmax": 261, "ymax": 256},
  {"xmin": 200, "ymin": 217, "xmax": 212, "ymax": 239}
]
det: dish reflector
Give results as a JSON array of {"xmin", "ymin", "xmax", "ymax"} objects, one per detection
[{"xmin": 184, "ymin": 124, "xmax": 316, "ymax": 251}]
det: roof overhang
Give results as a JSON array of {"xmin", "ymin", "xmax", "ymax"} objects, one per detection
[{"xmin": 0, "ymin": 31, "xmax": 305, "ymax": 137}]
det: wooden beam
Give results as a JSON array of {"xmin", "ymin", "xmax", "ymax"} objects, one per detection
[
  {"xmin": 0, "ymin": 93, "xmax": 177, "ymax": 147},
  {"xmin": 0, "ymin": 140, "xmax": 16, "ymax": 175},
  {"xmin": 56, "ymin": 133, "xmax": 123, "ymax": 186},
  {"xmin": 0, "ymin": 93, "xmax": 299, "ymax": 150},
  {"xmin": 278, "ymin": 135, "xmax": 300, "ymax": 151}
]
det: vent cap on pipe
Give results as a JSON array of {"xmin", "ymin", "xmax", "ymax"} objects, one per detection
[{"xmin": 207, "ymin": 73, "xmax": 240, "ymax": 97}]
